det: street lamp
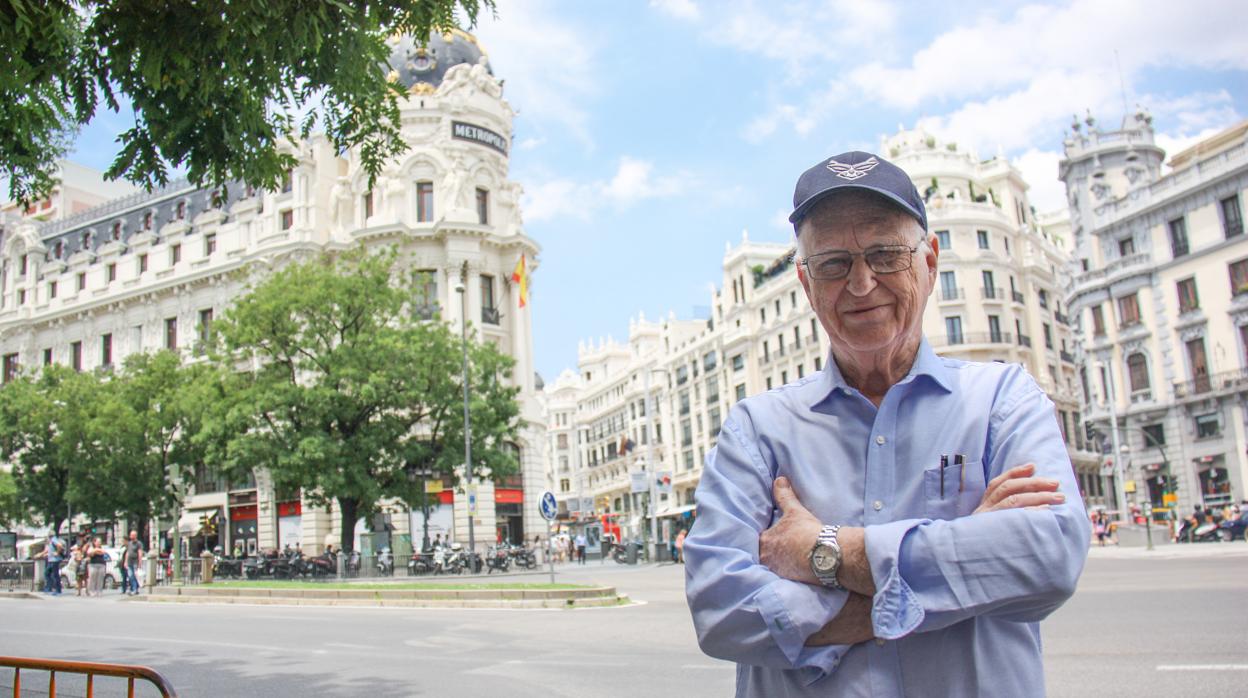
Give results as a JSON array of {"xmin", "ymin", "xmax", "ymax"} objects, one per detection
[{"xmin": 455, "ymin": 266, "xmax": 475, "ymax": 559}]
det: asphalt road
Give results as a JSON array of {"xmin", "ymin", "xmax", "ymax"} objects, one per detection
[{"xmin": 2, "ymin": 546, "xmax": 1246, "ymax": 697}]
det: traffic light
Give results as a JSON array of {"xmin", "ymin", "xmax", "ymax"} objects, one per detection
[{"xmin": 1084, "ymin": 422, "xmax": 1096, "ymax": 442}]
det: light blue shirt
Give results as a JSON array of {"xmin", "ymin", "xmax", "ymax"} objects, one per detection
[{"xmin": 685, "ymin": 341, "xmax": 1090, "ymax": 697}]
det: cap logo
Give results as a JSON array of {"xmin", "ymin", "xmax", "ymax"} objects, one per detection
[{"xmin": 826, "ymin": 156, "xmax": 879, "ymax": 181}]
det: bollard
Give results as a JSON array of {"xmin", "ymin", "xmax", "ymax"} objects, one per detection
[
  {"xmin": 200, "ymin": 551, "xmax": 214, "ymax": 584},
  {"xmin": 336, "ymin": 550, "xmax": 344, "ymax": 581},
  {"xmin": 146, "ymin": 551, "xmax": 158, "ymax": 591},
  {"xmin": 33, "ymin": 559, "xmax": 45, "ymax": 593}
]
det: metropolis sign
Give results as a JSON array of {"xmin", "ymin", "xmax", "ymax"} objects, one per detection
[{"xmin": 451, "ymin": 121, "xmax": 508, "ymax": 155}]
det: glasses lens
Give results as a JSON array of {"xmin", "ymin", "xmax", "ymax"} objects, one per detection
[
  {"xmin": 811, "ymin": 255, "xmax": 852, "ymax": 279},
  {"xmin": 866, "ymin": 248, "xmax": 912, "ymax": 273}
]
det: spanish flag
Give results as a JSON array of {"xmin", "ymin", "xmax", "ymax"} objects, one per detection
[{"xmin": 511, "ymin": 254, "xmax": 528, "ymax": 308}]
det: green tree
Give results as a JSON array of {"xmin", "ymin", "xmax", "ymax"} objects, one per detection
[
  {"xmin": 210, "ymin": 248, "xmax": 519, "ymax": 553},
  {"xmin": 0, "ymin": 468, "xmax": 21, "ymax": 528},
  {"xmin": 0, "ymin": 0, "xmax": 494, "ymax": 204},
  {"xmin": 0, "ymin": 366, "xmax": 101, "ymax": 533}
]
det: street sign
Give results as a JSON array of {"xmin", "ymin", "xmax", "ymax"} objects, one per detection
[
  {"xmin": 630, "ymin": 471, "xmax": 648, "ymax": 493},
  {"xmin": 539, "ymin": 491, "xmax": 558, "ymax": 521},
  {"xmin": 467, "ymin": 483, "xmax": 478, "ymax": 515}
]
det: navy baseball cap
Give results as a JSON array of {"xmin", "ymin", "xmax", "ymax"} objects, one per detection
[{"xmin": 789, "ymin": 151, "xmax": 927, "ymax": 233}]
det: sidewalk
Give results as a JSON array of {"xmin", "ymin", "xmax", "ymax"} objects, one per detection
[{"xmin": 1087, "ymin": 541, "xmax": 1248, "ymax": 560}]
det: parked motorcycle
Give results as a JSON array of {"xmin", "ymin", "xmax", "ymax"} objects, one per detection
[
  {"xmin": 1219, "ymin": 511, "xmax": 1248, "ymax": 542},
  {"xmin": 212, "ymin": 548, "xmax": 244, "ymax": 579},
  {"xmin": 376, "ymin": 547, "xmax": 394, "ymax": 577},
  {"xmin": 407, "ymin": 553, "xmax": 433, "ymax": 576},
  {"xmin": 507, "ymin": 544, "xmax": 537, "ymax": 570},
  {"xmin": 485, "ymin": 546, "xmax": 511, "ymax": 574}
]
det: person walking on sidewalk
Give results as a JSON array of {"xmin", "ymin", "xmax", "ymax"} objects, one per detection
[
  {"xmin": 71, "ymin": 544, "xmax": 88, "ymax": 596},
  {"xmin": 35, "ymin": 532, "xmax": 66, "ymax": 595},
  {"xmin": 675, "ymin": 528, "xmax": 687, "ymax": 564},
  {"xmin": 86, "ymin": 537, "xmax": 107, "ymax": 597},
  {"xmin": 122, "ymin": 530, "xmax": 144, "ymax": 596},
  {"xmin": 575, "ymin": 533, "xmax": 587, "ymax": 565}
]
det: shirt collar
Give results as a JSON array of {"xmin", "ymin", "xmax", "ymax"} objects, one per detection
[{"xmin": 808, "ymin": 337, "xmax": 953, "ymax": 407}]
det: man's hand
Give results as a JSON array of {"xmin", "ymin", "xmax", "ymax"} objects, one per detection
[
  {"xmin": 974, "ymin": 463, "xmax": 1065, "ymax": 515},
  {"xmin": 806, "ymin": 592, "xmax": 875, "ymax": 647},
  {"xmin": 759, "ymin": 477, "xmax": 822, "ymax": 585}
]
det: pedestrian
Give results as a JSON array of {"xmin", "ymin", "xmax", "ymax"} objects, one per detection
[
  {"xmin": 122, "ymin": 530, "xmax": 144, "ymax": 596},
  {"xmin": 35, "ymin": 532, "xmax": 66, "ymax": 595},
  {"xmin": 674, "ymin": 528, "xmax": 686, "ymax": 564},
  {"xmin": 566, "ymin": 534, "xmax": 575, "ymax": 564},
  {"xmin": 86, "ymin": 537, "xmax": 107, "ymax": 598},
  {"xmin": 1093, "ymin": 511, "xmax": 1110, "ymax": 547},
  {"xmin": 685, "ymin": 151, "xmax": 1088, "ymax": 696},
  {"xmin": 574, "ymin": 532, "xmax": 587, "ymax": 565},
  {"xmin": 71, "ymin": 544, "xmax": 87, "ymax": 596}
]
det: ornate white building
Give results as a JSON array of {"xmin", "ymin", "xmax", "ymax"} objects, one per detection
[
  {"xmin": 543, "ymin": 129, "xmax": 1096, "ymax": 548},
  {"xmin": 0, "ymin": 30, "xmax": 544, "ymax": 555},
  {"xmin": 1063, "ymin": 112, "xmax": 1248, "ymax": 519}
]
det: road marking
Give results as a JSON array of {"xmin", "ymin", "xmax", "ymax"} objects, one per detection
[
  {"xmin": 1156, "ymin": 664, "xmax": 1248, "ymax": 671},
  {"xmin": 6, "ymin": 629, "xmax": 328, "ymax": 655}
]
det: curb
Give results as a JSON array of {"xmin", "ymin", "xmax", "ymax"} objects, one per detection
[{"xmin": 135, "ymin": 584, "xmax": 629, "ymax": 609}]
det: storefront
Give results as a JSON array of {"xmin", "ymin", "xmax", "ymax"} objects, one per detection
[
  {"xmin": 496, "ymin": 488, "xmax": 523, "ymax": 544},
  {"xmin": 277, "ymin": 500, "xmax": 302, "ymax": 551},
  {"xmin": 1197, "ymin": 454, "xmax": 1232, "ymax": 507}
]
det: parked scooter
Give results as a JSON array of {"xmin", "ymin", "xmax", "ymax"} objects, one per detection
[
  {"xmin": 376, "ymin": 547, "xmax": 394, "ymax": 577},
  {"xmin": 507, "ymin": 544, "xmax": 537, "ymax": 570},
  {"xmin": 212, "ymin": 547, "xmax": 244, "ymax": 579},
  {"xmin": 485, "ymin": 545, "xmax": 511, "ymax": 574},
  {"xmin": 407, "ymin": 553, "xmax": 433, "ymax": 576}
]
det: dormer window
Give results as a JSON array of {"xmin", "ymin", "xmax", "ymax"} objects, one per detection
[
  {"xmin": 176, "ymin": 201, "xmax": 187, "ymax": 220},
  {"xmin": 82, "ymin": 232, "xmax": 91, "ymax": 247},
  {"xmin": 112, "ymin": 221, "xmax": 122, "ymax": 240},
  {"xmin": 143, "ymin": 212, "xmax": 153, "ymax": 230}
]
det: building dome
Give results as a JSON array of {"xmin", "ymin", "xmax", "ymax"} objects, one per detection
[{"xmin": 386, "ymin": 29, "xmax": 492, "ymax": 93}]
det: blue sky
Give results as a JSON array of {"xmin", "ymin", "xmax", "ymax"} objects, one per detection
[{"xmin": 67, "ymin": 0, "xmax": 1248, "ymax": 383}]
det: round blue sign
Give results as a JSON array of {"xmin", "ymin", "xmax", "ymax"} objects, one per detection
[{"xmin": 539, "ymin": 491, "xmax": 558, "ymax": 521}]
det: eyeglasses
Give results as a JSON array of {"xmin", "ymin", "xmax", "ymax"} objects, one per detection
[{"xmin": 800, "ymin": 243, "xmax": 920, "ymax": 280}]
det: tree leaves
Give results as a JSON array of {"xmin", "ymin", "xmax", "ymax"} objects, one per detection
[{"xmin": 1, "ymin": 0, "xmax": 494, "ymax": 203}]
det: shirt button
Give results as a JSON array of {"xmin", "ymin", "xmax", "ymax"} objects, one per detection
[
  {"xmin": 875, "ymin": 639, "xmax": 886, "ymax": 647},
  {"xmin": 875, "ymin": 435, "xmax": 886, "ymax": 445},
  {"xmin": 873, "ymin": 500, "xmax": 883, "ymax": 511}
]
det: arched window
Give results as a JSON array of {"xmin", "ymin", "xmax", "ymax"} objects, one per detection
[
  {"xmin": 416, "ymin": 181, "xmax": 434, "ymax": 222},
  {"xmin": 1127, "ymin": 352, "xmax": 1150, "ymax": 393}
]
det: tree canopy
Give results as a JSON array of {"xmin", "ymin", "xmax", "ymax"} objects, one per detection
[
  {"xmin": 209, "ymin": 248, "xmax": 520, "ymax": 552},
  {"xmin": 1, "ymin": 0, "xmax": 494, "ymax": 204}
]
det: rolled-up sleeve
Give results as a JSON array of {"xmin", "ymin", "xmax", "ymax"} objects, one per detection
[
  {"xmin": 864, "ymin": 370, "xmax": 1092, "ymax": 640},
  {"xmin": 685, "ymin": 410, "xmax": 849, "ymax": 679}
]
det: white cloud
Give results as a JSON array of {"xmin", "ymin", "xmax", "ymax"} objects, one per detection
[
  {"xmin": 1013, "ymin": 149, "xmax": 1066, "ymax": 214},
  {"xmin": 521, "ymin": 157, "xmax": 691, "ymax": 222},
  {"xmin": 474, "ymin": 1, "xmax": 600, "ymax": 148},
  {"xmin": 650, "ymin": 0, "xmax": 700, "ymax": 21}
]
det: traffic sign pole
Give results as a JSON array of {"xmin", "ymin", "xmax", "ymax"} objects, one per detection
[{"xmin": 539, "ymin": 491, "xmax": 558, "ymax": 585}]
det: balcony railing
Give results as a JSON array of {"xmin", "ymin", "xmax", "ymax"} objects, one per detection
[
  {"xmin": 481, "ymin": 306, "xmax": 501, "ymax": 325},
  {"xmin": 933, "ymin": 332, "xmax": 1014, "ymax": 347},
  {"xmin": 1173, "ymin": 367, "xmax": 1248, "ymax": 399},
  {"xmin": 1055, "ymin": 312, "xmax": 1069, "ymax": 325},
  {"xmin": 1018, "ymin": 334, "xmax": 1032, "ymax": 347},
  {"xmin": 1011, "ymin": 291, "xmax": 1025, "ymax": 304},
  {"xmin": 980, "ymin": 286, "xmax": 1005, "ymax": 301},
  {"xmin": 940, "ymin": 287, "xmax": 965, "ymax": 301},
  {"xmin": 1060, "ymin": 350, "xmax": 1074, "ymax": 363},
  {"xmin": 413, "ymin": 304, "xmax": 439, "ymax": 321}
]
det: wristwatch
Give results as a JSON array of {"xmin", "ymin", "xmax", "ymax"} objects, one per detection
[{"xmin": 809, "ymin": 524, "xmax": 845, "ymax": 590}]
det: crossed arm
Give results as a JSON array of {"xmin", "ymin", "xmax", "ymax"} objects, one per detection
[{"xmin": 759, "ymin": 464, "xmax": 1067, "ymax": 646}]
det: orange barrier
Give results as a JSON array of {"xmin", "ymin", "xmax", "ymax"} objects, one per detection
[{"xmin": 1, "ymin": 655, "xmax": 178, "ymax": 698}]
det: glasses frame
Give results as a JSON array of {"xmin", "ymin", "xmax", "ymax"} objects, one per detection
[{"xmin": 800, "ymin": 242, "xmax": 922, "ymax": 281}]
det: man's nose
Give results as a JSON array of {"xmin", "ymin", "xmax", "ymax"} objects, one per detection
[{"xmin": 843, "ymin": 255, "xmax": 877, "ymax": 296}]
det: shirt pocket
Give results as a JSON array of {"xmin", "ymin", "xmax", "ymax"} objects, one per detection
[{"xmin": 923, "ymin": 459, "xmax": 987, "ymax": 520}]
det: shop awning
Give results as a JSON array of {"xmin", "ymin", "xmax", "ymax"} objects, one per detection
[{"xmin": 656, "ymin": 504, "xmax": 697, "ymax": 518}]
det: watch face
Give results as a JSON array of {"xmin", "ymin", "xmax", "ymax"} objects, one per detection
[{"xmin": 812, "ymin": 544, "xmax": 838, "ymax": 574}]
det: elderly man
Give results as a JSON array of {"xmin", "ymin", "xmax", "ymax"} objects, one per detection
[{"xmin": 685, "ymin": 151, "xmax": 1090, "ymax": 696}]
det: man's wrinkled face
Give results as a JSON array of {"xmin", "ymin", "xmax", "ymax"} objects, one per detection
[{"xmin": 796, "ymin": 192, "xmax": 937, "ymax": 360}]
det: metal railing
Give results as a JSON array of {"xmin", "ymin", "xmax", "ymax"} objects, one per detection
[
  {"xmin": 1173, "ymin": 367, "xmax": 1248, "ymax": 399},
  {"xmin": 1012, "ymin": 291, "xmax": 1026, "ymax": 304},
  {"xmin": 481, "ymin": 306, "xmax": 501, "ymax": 325},
  {"xmin": 980, "ymin": 286, "xmax": 1004, "ymax": 301},
  {"xmin": 0, "ymin": 560, "xmax": 38, "ymax": 592},
  {"xmin": 1060, "ymin": 350, "xmax": 1075, "ymax": 363},
  {"xmin": 147, "ymin": 557, "xmax": 205, "ymax": 586},
  {"xmin": 2, "ymin": 654, "xmax": 178, "ymax": 697},
  {"xmin": 933, "ymin": 332, "xmax": 1014, "ymax": 347},
  {"xmin": 940, "ymin": 287, "xmax": 965, "ymax": 301}
]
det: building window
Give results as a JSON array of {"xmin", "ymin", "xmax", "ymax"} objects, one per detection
[
  {"xmin": 170, "ymin": 244, "xmax": 181, "ymax": 265},
  {"xmin": 1127, "ymin": 353, "xmax": 1149, "ymax": 394},
  {"xmin": 1177, "ymin": 277, "xmax": 1199, "ymax": 313},
  {"xmin": 165, "ymin": 317, "xmax": 178, "ymax": 350},
  {"xmin": 814, "ymin": 356, "xmax": 822, "ymax": 371},
  {"xmin": 977, "ymin": 230, "xmax": 989, "ymax": 249},
  {"xmin": 175, "ymin": 200, "xmax": 187, "ymax": 220},
  {"xmin": 107, "ymin": 263, "xmax": 116, "ymax": 283},
  {"xmin": 475, "ymin": 187, "xmax": 489, "ymax": 224},
  {"xmin": 2, "ymin": 353, "xmax": 17, "ymax": 383},
  {"xmin": 981, "ymin": 270, "xmax": 996, "ymax": 299},
  {"xmin": 363, "ymin": 190, "xmax": 373, "ymax": 219},
  {"xmin": 101, "ymin": 333, "xmax": 113, "ymax": 368},
  {"xmin": 42, "ymin": 348, "xmax": 52, "ymax": 366},
  {"xmin": 71, "ymin": 341, "xmax": 82, "ymax": 372},
  {"xmin": 281, "ymin": 169, "xmax": 293, "ymax": 193},
  {"xmin": 1038, "ymin": 289, "xmax": 1048, "ymax": 309},
  {"xmin": 139, "ymin": 254, "xmax": 148, "ymax": 274},
  {"xmin": 416, "ymin": 181, "xmax": 434, "ymax": 222},
  {"xmin": 556, "ymin": 433, "xmax": 568, "ymax": 450},
  {"xmin": 945, "ymin": 316, "xmax": 963, "ymax": 344},
  {"xmin": 204, "ymin": 234, "xmax": 216, "ymax": 256},
  {"xmin": 765, "ymin": 377, "xmax": 772, "ymax": 390},
  {"xmin": 1195, "ymin": 413, "xmax": 1220, "ymax": 439},
  {"xmin": 1142, "ymin": 423, "xmax": 1165, "ymax": 448},
  {"xmin": 49, "ymin": 281, "xmax": 57, "ymax": 299},
  {"xmin": 939, "ymin": 271, "xmax": 957, "ymax": 300},
  {"xmin": 988, "ymin": 315, "xmax": 1002, "ymax": 342},
  {"xmin": 1186, "ymin": 338, "xmax": 1210, "ymax": 392},
  {"xmin": 18, "ymin": 289, "xmax": 25, "ymax": 305},
  {"xmin": 1168, "ymin": 217, "xmax": 1189, "ymax": 257},
  {"xmin": 1091, "ymin": 305, "xmax": 1106, "ymax": 336},
  {"xmin": 1230, "ymin": 258, "xmax": 1248, "ymax": 296},
  {"xmin": 480, "ymin": 274, "xmax": 498, "ymax": 324},
  {"xmin": 935, "ymin": 230, "xmax": 951, "ymax": 249},
  {"xmin": 280, "ymin": 209, "xmax": 293, "ymax": 230},
  {"xmin": 1118, "ymin": 237, "xmax": 1134, "ymax": 256},
  {"xmin": 1222, "ymin": 196, "xmax": 1243, "ymax": 238},
  {"xmin": 1117, "ymin": 293, "xmax": 1141, "ymax": 327},
  {"xmin": 198, "ymin": 308, "xmax": 214, "ymax": 344},
  {"xmin": 143, "ymin": 212, "xmax": 153, "ymax": 230},
  {"xmin": 735, "ymin": 383, "xmax": 746, "ymax": 401},
  {"xmin": 111, "ymin": 221, "xmax": 122, "ymax": 240},
  {"xmin": 731, "ymin": 354, "xmax": 744, "ymax": 371},
  {"xmin": 796, "ymin": 363, "xmax": 804, "ymax": 379},
  {"xmin": 1043, "ymin": 323, "xmax": 1053, "ymax": 349}
]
